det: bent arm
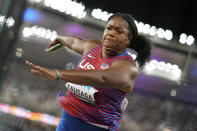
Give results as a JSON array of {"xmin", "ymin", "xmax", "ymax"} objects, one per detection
[
  {"xmin": 53, "ymin": 35, "xmax": 99, "ymax": 55},
  {"xmin": 58, "ymin": 60, "xmax": 138, "ymax": 93}
]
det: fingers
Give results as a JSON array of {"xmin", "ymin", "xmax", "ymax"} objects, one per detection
[
  {"xmin": 45, "ymin": 40, "xmax": 57, "ymax": 50},
  {"xmin": 25, "ymin": 60, "xmax": 41, "ymax": 75},
  {"xmin": 26, "ymin": 60, "xmax": 56, "ymax": 80},
  {"xmin": 48, "ymin": 42, "xmax": 56, "ymax": 48},
  {"xmin": 26, "ymin": 61, "xmax": 41, "ymax": 71},
  {"xmin": 31, "ymin": 69, "xmax": 41, "ymax": 75}
]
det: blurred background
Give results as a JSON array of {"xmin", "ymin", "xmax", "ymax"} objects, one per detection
[{"xmin": 0, "ymin": 0, "xmax": 197, "ymax": 131}]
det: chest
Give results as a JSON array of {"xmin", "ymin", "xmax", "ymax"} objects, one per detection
[{"xmin": 77, "ymin": 52, "xmax": 113, "ymax": 70}]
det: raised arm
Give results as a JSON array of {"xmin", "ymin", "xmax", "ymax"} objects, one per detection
[{"xmin": 47, "ymin": 35, "xmax": 99, "ymax": 55}]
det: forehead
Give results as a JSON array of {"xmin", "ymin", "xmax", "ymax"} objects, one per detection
[{"xmin": 107, "ymin": 17, "xmax": 129, "ymax": 29}]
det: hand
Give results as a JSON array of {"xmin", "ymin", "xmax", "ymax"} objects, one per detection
[
  {"xmin": 26, "ymin": 60, "xmax": 57, "ymax": 80},
  {"xmin": 45, "ymin": 38, "xmax": 59, "ymax": 51}
]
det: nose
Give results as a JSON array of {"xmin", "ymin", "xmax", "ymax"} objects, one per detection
[
  {"xmin": 108, "ymin": 30, "xmax": 115, "ymax": 37},
  {"xmin": 108, "ymin": 33, "xmax": 114, "ymax": 37}
]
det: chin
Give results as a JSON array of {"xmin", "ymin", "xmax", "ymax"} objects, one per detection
[
  {"xmin": 103, "ymin": 41, "xmax": 115, "ymax": 48},
  {"xmin": 103, "ymin": 47, "xmax": 118, "ymax": 55}
]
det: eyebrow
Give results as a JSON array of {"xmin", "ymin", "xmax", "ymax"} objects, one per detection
[
  {"xmin": 108, "ymin": 25, "xmax": 124, "ymax": 30},
  {"xmin": 116, "ymin": 27, "xmax": 124, "ymax": 30}
]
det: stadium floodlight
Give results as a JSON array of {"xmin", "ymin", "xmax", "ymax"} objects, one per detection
[
  {"xmin": 30, "ymin": 0, "xmax": 42, "ymax": 3},
  {"xmin": 134, "ymin": 20, "xmax": 138, "ymax": 26},
  {"xmin": 35, "ymin": 27, "xmax": 42, "ymax": 36},
  {"xmin": 22, "ymin": 25, "xmax": 57, "ymax": 41},
  {"xmin": 186, "ymin": 35, "xmax": 195, "ymax": 46},
  {"xmin": 29, "ymin": 0, "xmax": 196, "ymax": 45},
  {"xmin": 40, "ymin": 28, "xmax": 47, "ymax": 37},
  {"xmin": 179, "ymin": 34, "xmax": 195, "ymax": 45},
  {"xmin": 179, "ymin": 33, "xmax": 187, "ymax": 44},
  {"xmin": 170, "ymin": 89, "xmax": 177, "ymax": 97},
  {"xmin": 91, "ymin": 8, "xmax": 113, "ymax": 21},
  {"xmin": 45, "ymin": 29, "xmax": 52, "ymax": 39},
  {"xmin": 143, "ymin": 60, "xmax": 182, "ymax": 82},
  {"xmin": 0, "ymin": 16, "xmax": 15, "ymax": 27},
  {"xmin": 149, "ymin": 26, "xmax": 157, "ymax": 36},
  {"xmin": 43, "ymin": 0, "xmax": 86, "ymax": 19},
  {"xmin": 157, "ymin": 28, "xmax": 165, "ymax": 39},
  {"xmin": 50, "ymin": 31, "xmax": 57, "ymax": 41},
  {"xmin": 23, "ymin": 27, "xmax": 32, "ymax": 37},
  {"xmin": 135, "ymin": 20, "xmax": 174, "ymax": 41},
  {"xmin": 0, "ymin": 15, "xmax": 5, "ymax": 24},
  {"xmin": 164, "ymin": 30, "xmax": 173, "ymax": 40},
  {"xmin": 16, "ymin": 48, "xmax": 23, "ymax": 58},
  {"xmin": 143, "ymin": 24, "xmax": 150, "ymax": 34},
  {"xmin": 6, "ymin": 17, "xmax": 15, "ymax": 27},
  {"xmin": 136, "ymin": 22, "xmax": 144, "ymax": 33}
]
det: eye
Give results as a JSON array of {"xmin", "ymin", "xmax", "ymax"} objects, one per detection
[
  {"xmin": 117, "ymin": 30, "xmax": 122, "ymax": 34},
  {"xmin": 106, "ymin": 26, "xmax": 111, "ymax": 30}
]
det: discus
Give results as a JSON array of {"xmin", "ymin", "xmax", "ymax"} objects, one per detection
[{"xmin": 45, "ymin": 43, "xmax": 64, "ymax": 52}]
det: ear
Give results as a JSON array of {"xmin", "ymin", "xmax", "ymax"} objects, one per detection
[
  {"xmin": 126, "ymin": 35, "xmax": 132, "ymax": 46},
  {"xmin": 128, "ymin": 35, "xmax": 132, "ymax": 41}
]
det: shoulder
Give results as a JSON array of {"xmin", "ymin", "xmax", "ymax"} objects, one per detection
[
  {"xmin": 111, "ymin": 60, "xmax": 138, "ymax": 78},
  {"xmin": 111, "ymin": 59, "xmax": 138, "ymax": 93},
  {"xmin": 83, "ymin": 40, "xmax": 101, "ymax": 54}
]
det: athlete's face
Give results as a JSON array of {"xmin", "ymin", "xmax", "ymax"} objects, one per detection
[{"xmin": 102, "ymin": 17, "xmax": 131, "ymax": 54}]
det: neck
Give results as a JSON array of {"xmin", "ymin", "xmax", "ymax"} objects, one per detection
[{"xmin": 102, "ymin": 47, "xmax": 125, "ymax": 58}]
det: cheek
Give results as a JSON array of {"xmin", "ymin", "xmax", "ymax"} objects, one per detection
[
  {"xmin": 102, "ymin": 31, "xmax": 107, "ymax": 41},
  {"xmin": 118, "ymin": 36, "xmax": 126, "ymax": 43},
  {"xmin": 118, "ymin": 37, "xmax": 129, "ymax": 48},
  {"xmin": 125, "ymin": 37, "xmax": 130, "ymax": 45}
]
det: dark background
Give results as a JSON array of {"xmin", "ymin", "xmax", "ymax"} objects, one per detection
[{"xmin": 77, "ymin": 0, "xmax": 197, "ymax": 37}]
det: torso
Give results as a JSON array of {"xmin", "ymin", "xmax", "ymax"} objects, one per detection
[{"xmin": 57, "ymin": 44, "xmax": 135, "ymax": 130}]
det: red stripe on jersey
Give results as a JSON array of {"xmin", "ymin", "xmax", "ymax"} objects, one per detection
[{"xmin": 57, "ymin": 44, "xmax": 135, "ymax": 131}]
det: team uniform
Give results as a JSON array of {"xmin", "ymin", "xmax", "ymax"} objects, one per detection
[{"xmin": 57, "ymin": 44, "xmax": 135, "ymax": 131}]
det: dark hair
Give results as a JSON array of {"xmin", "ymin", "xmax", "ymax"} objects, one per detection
[{"xmin": 107, "ymin": 13, "xmax": 152, "ymax": 69}]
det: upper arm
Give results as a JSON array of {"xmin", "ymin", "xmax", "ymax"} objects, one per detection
[
  {"xmin": 69, "ymin": 37, "xmax": 89, "ymax": 55},
  {"xmin": 83, "ymin": 40, "xmax": 100, "ymax": 55},
  {"xmin": 70, "ymin": 38, "xmax": 99, "ymax": 55},
  {"xmin": 57, "ymin": 35, "xmax": 99, "ymax": 55},
  {"xmin": 111, "ymin": 60, "xmax": 138, "ymax": 93}
]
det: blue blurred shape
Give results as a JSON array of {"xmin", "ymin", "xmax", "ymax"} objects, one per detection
[
  {"xmin": 191, "ymin": 66, "xmax": 197, "ymax": 78},
  {"xmin": 23, "ymin": 8, "xmax": 41, "ymax": 22}
]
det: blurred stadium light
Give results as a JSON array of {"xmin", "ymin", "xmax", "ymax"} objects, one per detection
[
  {"xmin": 22, "ymin": 25, "xmax": 57, "ymax": 41},
  {"xmin": 28, "ymin": 0, "xmax": 195, "ymax": 46},
  {"xmin": 29, "ymin": 0, "xmax": 86, "ymax": 19},
  {"xmin": 143, "ymin": 60, "xmax": 182, "ymax": 82}
]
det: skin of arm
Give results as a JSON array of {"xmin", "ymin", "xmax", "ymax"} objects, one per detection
[
  {"xmin": 59, "ymin": 60, "xmax": 138, "ymax": 93},
  {"xmin": 27, "ymin": 34, "xmax": 138, "ymax": 93},
  {"xmin": 48, "ymin": 35, "xmax": 99, "ymax": 55},
  {"xmin": 26, "ymin": 59, "xmax": 138, "ymax": 93}
]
